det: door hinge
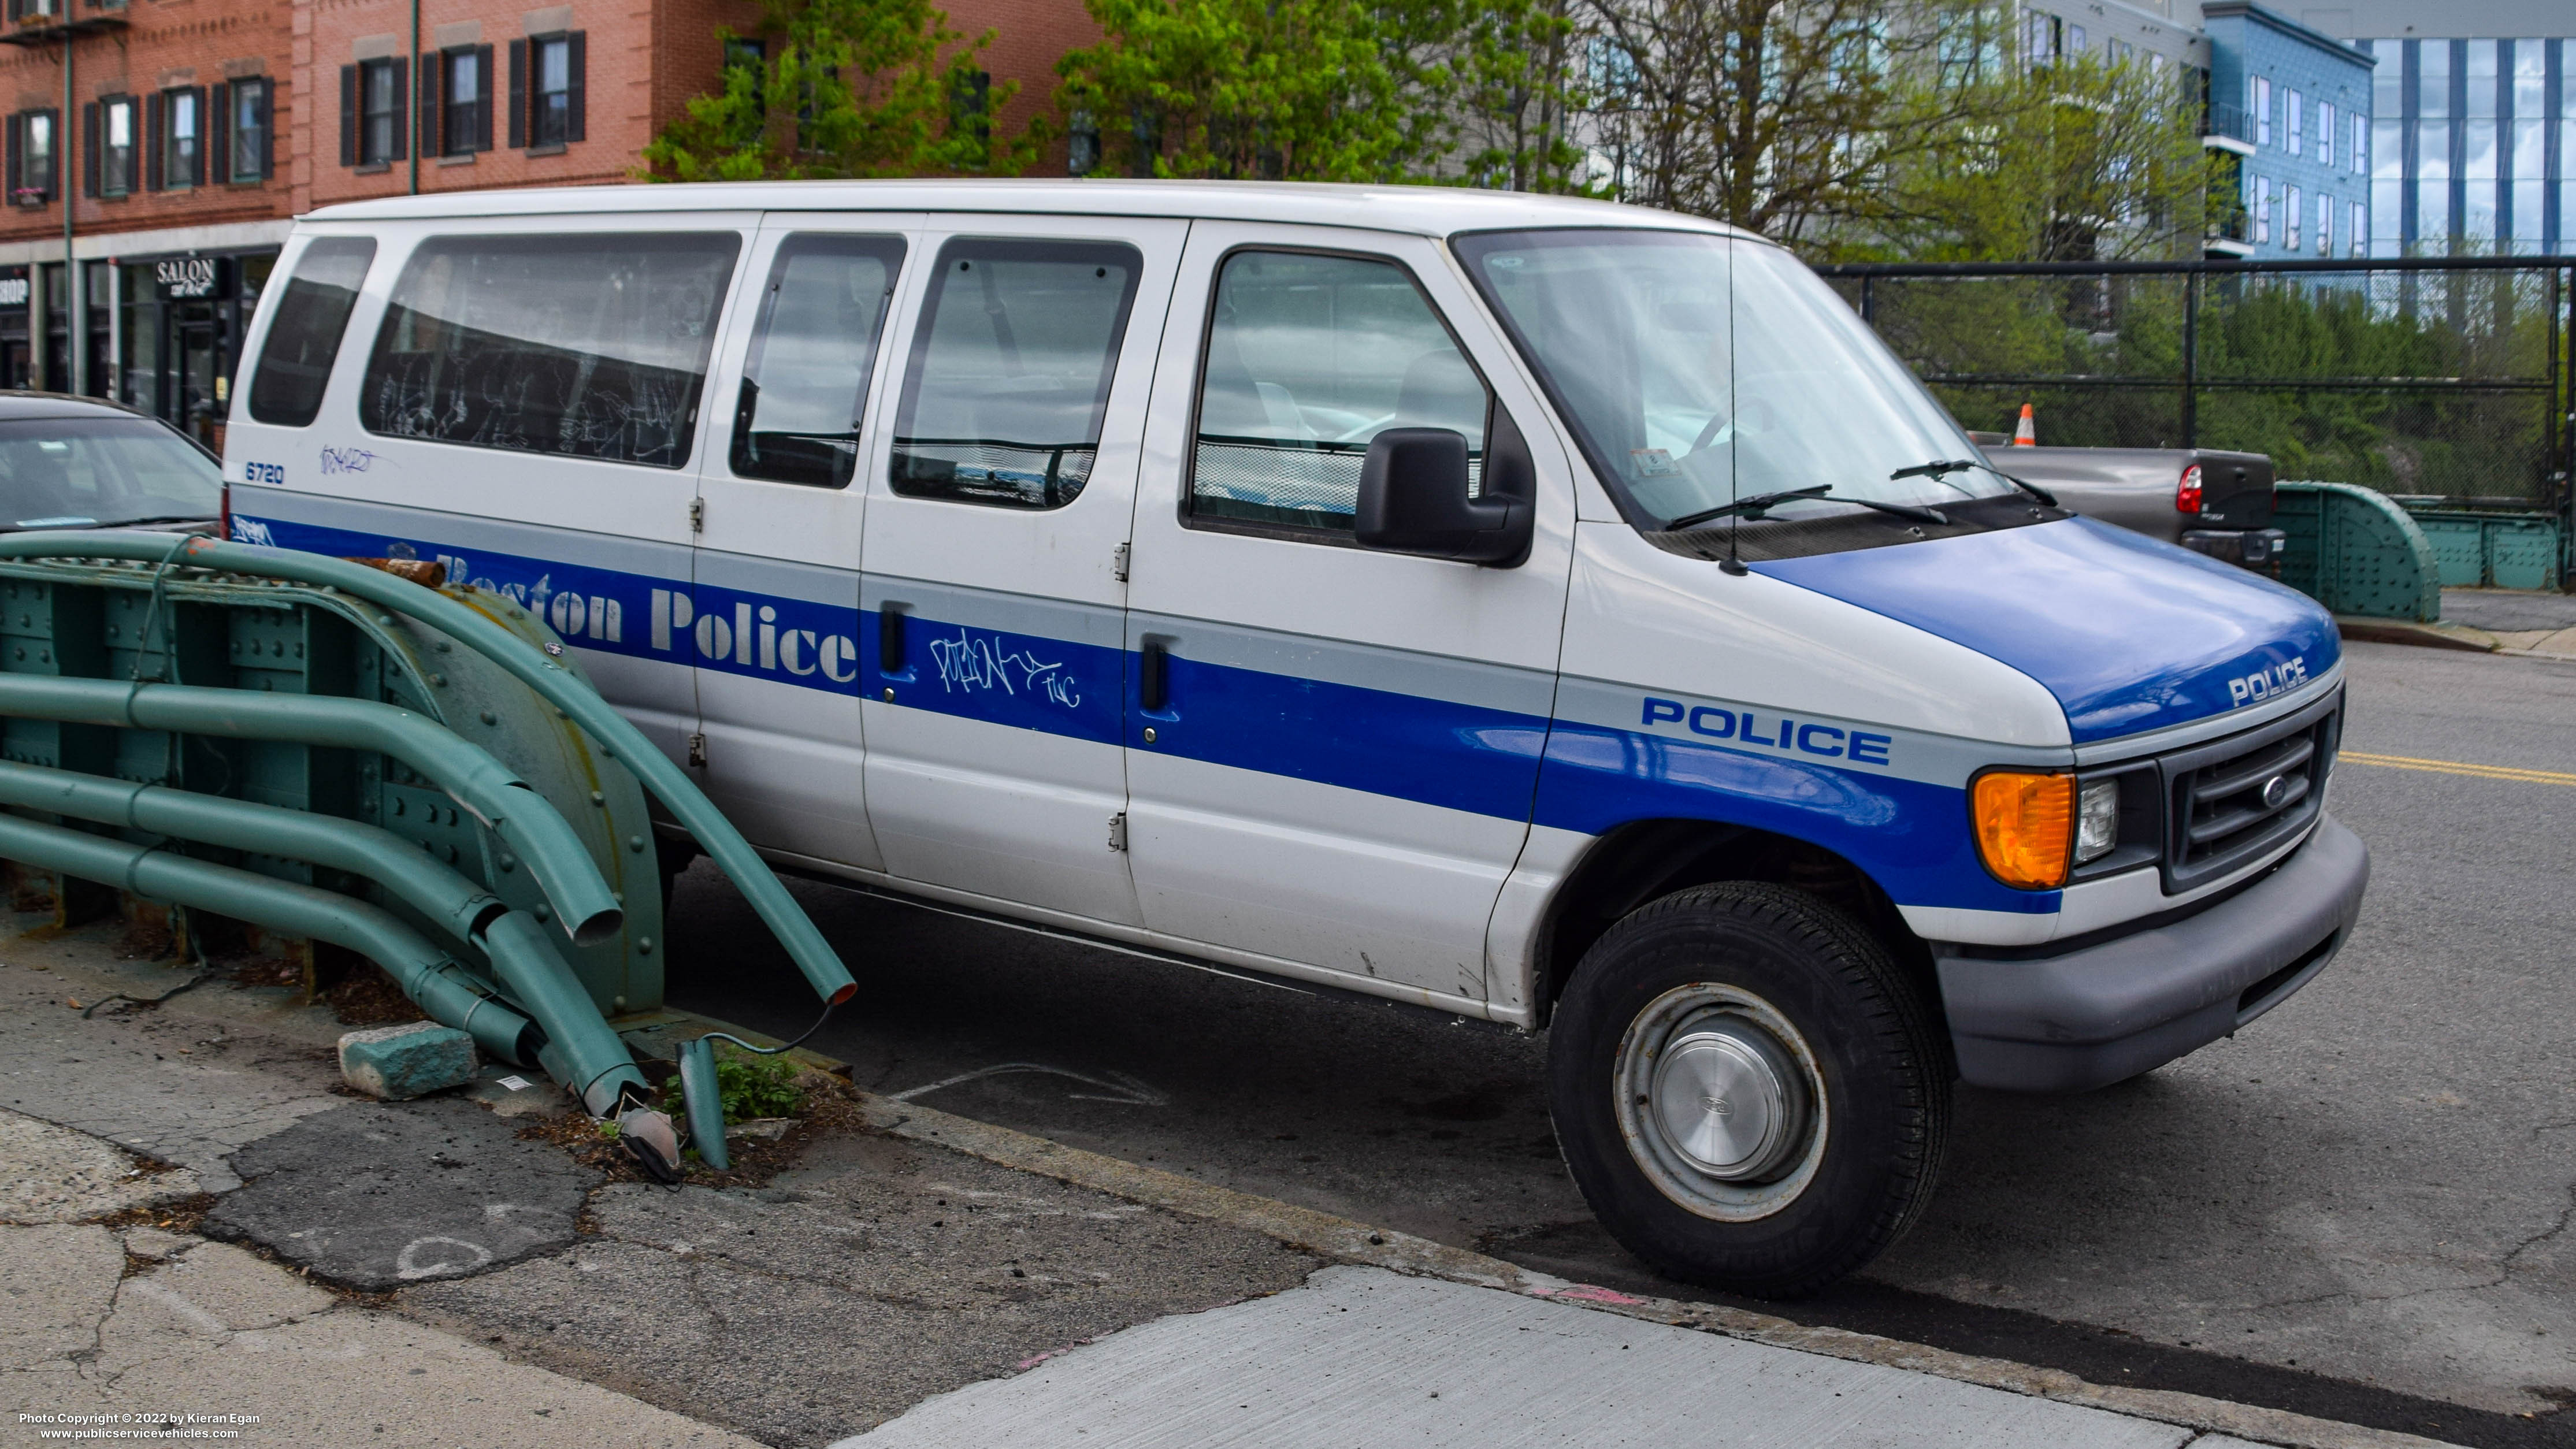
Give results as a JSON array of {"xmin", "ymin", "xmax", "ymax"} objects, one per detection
[
  {"xmin": 688, "ymin": 497, "xmax": 705, "ymax": 534},
  {"xmin": 1107, "ymin": 812, "xmax": 1127, "ymax": 852},
  {"xmin": 1111, "ymin": 542, "xmax": 1130, "ymax": 582},
  {"xmin": 686, "ymin": 732, "xmax": 708, "ymax": 768}
]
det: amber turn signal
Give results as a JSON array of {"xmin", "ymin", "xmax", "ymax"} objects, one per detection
[{"xmin": 1972, "ymin": 770, "xmax": 2074, "ymax": 890}]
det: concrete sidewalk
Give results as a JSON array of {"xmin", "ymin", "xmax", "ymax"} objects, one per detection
[
  {"xmin": 0, "ymin": 933, "xmax": 2468, "ymax": 1449},
  {"xmin": 836, "ymin": 1264, "xmax": 2250, "ymax": 1449}
]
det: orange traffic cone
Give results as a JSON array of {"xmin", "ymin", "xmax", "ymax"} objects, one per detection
[{"xmin": 2011, "ymin": 403, "xmax": 2037, "ymax": 446}]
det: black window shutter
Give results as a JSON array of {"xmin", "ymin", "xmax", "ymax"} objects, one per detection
[
  {"xmin": 210, "ymin": 82, "xmax": 229, "ymax": 184},
  {"xmin": 40, "ymin": 109, "xmax": 56, "ymax": 199},
  {"xmin": 417, "ymin": 53, "xmax": 437, "ymax": 157},
  {"xmin": 474, "ymin": 44, "xmax": 495, "ymax": 151},
  {"xmin": 507, "ymin": 40, "xmax": 526, "ymax": 148},
  {"xmin": 257, "ymin": 82, "xmax": 274, "ymax": 179},
  {"xmin": 339, "ymin": 65, "xmax": 357, "ymax": 166},
  {"xmin": 565, "ymin": 32, "xmax": 585, "ymax": 143},
  {"xmin": 145, "ymin": 91, "xmax": 164, "ymax": 191},
  {"xmin": 389, "ymin": 58, "xmax": 409, "ymax": 162},
  {"xmin": 81, "ymin": 102, "xmax": 98, "ymax": 196},
  {"xmin": 7, "ymin": 116, "xmax": 22, "ymax": 206},
  {"xmin": 191, "ymin": 87, "xmax": 209, "ymax": 185}
]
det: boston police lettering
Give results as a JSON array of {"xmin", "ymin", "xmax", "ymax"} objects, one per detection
[{"xmin": 1640, "ymin": 697, "xmax": 1894, "ymax": 768}]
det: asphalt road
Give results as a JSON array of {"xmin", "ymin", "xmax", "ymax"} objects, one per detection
[{"xmin": 665, "ymin": 639, "xmax": 2576, "ymax": 1444}]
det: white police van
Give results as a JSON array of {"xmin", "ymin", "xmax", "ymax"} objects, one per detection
[{"xmin": 225, "ymin": 181, "xmax": 2369, "ymax": 1296}]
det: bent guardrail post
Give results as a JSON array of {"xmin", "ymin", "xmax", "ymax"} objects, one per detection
[
  {"xmin": 0, "ymin": 759, "xmax": 651, "ymax": 1116},
  {"xmin": 0, "ymin": 675, "xmax": 622, "ymax": 948},
  {"xmin": 0, "ymin": 533, "xmax": 858, "ymax": 1009},
  {"xmin": 0, "ymin": 809, "xmax": 539, "ymax": 1064}
]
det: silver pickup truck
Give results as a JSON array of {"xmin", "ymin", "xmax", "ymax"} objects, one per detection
[{"xmin": 1965, "ymin": 438, "xmax": 2285, "ymax": 570}]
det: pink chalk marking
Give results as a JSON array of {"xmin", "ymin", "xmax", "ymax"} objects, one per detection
[{"xmin": 1538, "ymin": 1284, "xmax": 1649, "ymax": 1306}]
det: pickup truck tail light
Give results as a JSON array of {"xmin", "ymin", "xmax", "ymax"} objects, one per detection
[
  {"xmin": 2176, "ymin": 463, "xmax": 2204, "ymax": 514},
  {"xmin": 220, "ymin": 480, "xmax": 232, "ymax": 541}
]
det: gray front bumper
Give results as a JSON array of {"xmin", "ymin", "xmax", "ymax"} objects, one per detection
[{"xmin": 1938, "ymin": 815, "xmax": 2370, "ymax": 1093}]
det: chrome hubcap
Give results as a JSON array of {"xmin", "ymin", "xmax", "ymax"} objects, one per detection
[
  {"xmin": 1615, "ymin": 983, "xmax": 1828, "ymax": 1221},
  {"xmin": 1649, "ymin": 1018, "xmax": 1808, "ymax": 1182}
]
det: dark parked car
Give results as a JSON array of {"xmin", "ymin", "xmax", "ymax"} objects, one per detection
[
  {"xmin": 1966, "ymin": 436, "xmax": 2284, "ymax": 570},
  {"xmin": 0, "ymin": 393, "xmax": 222, "ymax": 537}
]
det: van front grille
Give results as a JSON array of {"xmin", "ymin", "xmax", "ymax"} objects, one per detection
[{"xmin": 2159, "ymin": 692, "xmax": 2340, "ymax": 893}]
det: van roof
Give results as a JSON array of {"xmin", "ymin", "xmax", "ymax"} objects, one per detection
[{"xmin": 300, "ymin": 178, "xmax": 1756, "ymax": 243}]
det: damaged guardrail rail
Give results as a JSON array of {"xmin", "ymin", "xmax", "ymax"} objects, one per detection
[{"xmin": 0, "ymin": 532, "xmax": 859, "ymax": 1178}]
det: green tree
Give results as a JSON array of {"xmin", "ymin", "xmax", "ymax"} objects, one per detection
[
  {"xmin": 1053, "ymin": 0, "xmax": 1590, "ymax": 188},
  {"xmin": 643, "ymin": 0, "xmax": 1037, "ymax": 181}
]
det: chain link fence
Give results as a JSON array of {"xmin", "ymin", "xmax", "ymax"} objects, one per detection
[{"xmin": 1814, "ymin": 258, "xmax": 2574, "ymax": 517}]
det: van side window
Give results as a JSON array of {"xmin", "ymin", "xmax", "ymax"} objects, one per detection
[
  {"xmin": 889, "ymin": 239, "xmax": 1142, "ymax": 510},
  {"xmin": 359, "ymin": 232, "xmax": 740, "ymax": 470},
  {"xmin": 247, "ymin": 237, "xmax": 377, "ymax": 428},
  {"xmin": 1190, "ymin": 250, "xmax": 1486, "ymax": 535},
  {"xmin": 730, "ymin": 234, "xmax": 904, "ymax": 489}
]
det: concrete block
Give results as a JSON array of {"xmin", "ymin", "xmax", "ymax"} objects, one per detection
[{"xmin": 337, "ymin": 1021, "xmax": 478, "ymax": 1101}]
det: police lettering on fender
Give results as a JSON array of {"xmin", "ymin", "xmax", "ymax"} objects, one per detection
[{"xmin": 1640, "ymin": 696, "xmax": 1895, "ymax": 768}]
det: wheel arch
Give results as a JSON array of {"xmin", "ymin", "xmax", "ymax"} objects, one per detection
[{"xmin": 1530, "ymin": 817, "xmax": 1940, "ymax": 1031}]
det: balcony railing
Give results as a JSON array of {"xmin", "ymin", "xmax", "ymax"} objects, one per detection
[{"xmin": 2202, "ymin": 102, "xmax": 2251, "ymax": 145}]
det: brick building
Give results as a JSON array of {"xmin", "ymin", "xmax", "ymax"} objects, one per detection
[{"xmin": 0, "ymin": 0, "xmax": 1094, "ymax": 450}]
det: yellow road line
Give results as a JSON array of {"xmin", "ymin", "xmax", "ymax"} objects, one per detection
[{"xmin": 2342, "ymin": 750, "xmax": 2576, "ymax": 787}]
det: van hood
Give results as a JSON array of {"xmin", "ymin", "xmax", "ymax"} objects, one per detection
[{"xmin": 1752, "ymin": 517, "xmax": 2339, "ymax": 745}]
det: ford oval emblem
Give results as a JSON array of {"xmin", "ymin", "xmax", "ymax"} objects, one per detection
[{"xmin": 2261, "ymin": 774, "xmax": 2292, "ymax": 809}]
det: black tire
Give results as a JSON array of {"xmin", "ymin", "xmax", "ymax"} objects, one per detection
[{"xmin": 1547, "ymin": 881, "xmax": 1951, "ymax": 1299}]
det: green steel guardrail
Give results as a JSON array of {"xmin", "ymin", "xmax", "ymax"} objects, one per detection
[
  {"xmin": 0, "ymin": 674, "xmax": 622, "ymax": 946},
  {"xmin": 0, "ymin": 759, "xmax": 649, "ymax": 1113},
  {"xmin": 0, "ymin": 809, "xmax": 538, "ymax": 1064},
  {"xmin": 0, "ymin": 533, "xmax": 856, "ymax": 1009},
  {"xmin": 2273, "ymin": 482, "xmax": 2443, "ymax": 622}
]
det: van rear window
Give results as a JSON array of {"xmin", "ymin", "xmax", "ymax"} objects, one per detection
[
  {"xmin": 359, "ymin": 232, "xmax": 739, "ymax": 470},
  {"xmin": 247, "ymin": 237, "xmax": 376, "ymax": 428}
]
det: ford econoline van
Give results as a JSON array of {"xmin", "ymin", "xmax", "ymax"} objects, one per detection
[{"xmin": 225, "ymin": 181, "xmax": 2369, "ymax": 1296}]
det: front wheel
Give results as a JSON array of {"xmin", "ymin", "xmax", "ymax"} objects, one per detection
[{"xmin": 1547, "ymin": 882, "xmax": 1951, "ymax": 1299}]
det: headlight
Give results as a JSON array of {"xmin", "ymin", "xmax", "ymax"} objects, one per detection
[
  {"xmin": 1970, "ymin": 771, "xmax": 2072, "ymax": 890},
  {"xmin": 2076, "ymin": 778, "xmax": 2120, "ymax": 864}
]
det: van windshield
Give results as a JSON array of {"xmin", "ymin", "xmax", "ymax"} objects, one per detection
[{"xmin": 1454, "ymin": 228, "xmax": 2035, "ymax": 556}]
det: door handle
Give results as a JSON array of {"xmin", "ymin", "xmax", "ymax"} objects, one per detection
[
  {"xmin": 878, "ymin": 603, "xmax": 908, "ymax": 676},
  {"xmin": 1138, "ymin": 635, "xmax": 1171, "ymax": 713}
]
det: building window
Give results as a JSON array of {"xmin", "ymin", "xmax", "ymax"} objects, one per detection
[
  {"xmin": 6, "ymin": 109, "xmax": 57, "ymax": 205},
  {"xmin": 2317, "ymin": 193, "xmax": 2333, "ymax": 255},
  {"xmin": 428, "ymin": 46, "xmax": 493, "ymax": 157},
  {"xmin": 2025, "ymin": 11, "xmax": 2059, "ymax": 66},
  {"xmin": 224, "ymin": 79, "xmax": 273, "ymax": 183},
  {"xmin": 2317, "ymin": 102, "xmax": 2333, "ymax": 166},
  {"xmin": 158, "ymin": 87, "xmax": 202, "ymax": 189},
  {"xmin": 2287, "ymin": 89, "xmax": 2302, "ymax": 156},
  {"xmin": 2254, "ymin": 177, "xmax": 2271, "ymax": 243},
  {"xmin": 510, "ymin": 33, "xmax": 585, "ymax": 150},
  {"xmin": 344, "ymin": 57, "xmax": 407, "ymax": 168},
  {"xmin": 2285, "ymin": 184, "xmax": 2302, "ymax": 250},
  {"xmin": 2352, "ymin": 113, "xmax": 2366, "ymax": 174},
  {"xmin": 86, "ymin": 96, "xmax": 137, "ymax": 197},
  {"xmin": 2351, "ymin": 201, "xmax": 2366, "ymax": 257},
  {"xmin": 1068, "ymin": 109, "xmax": 1100, "ymax": 175},
  {"xmin": 2065, "ymin": 23, "xmax": 2085, "ymax": 53},
  {"xmin": 2254, "ymin": 77, "xmax": 2271, "ymax": 146}
]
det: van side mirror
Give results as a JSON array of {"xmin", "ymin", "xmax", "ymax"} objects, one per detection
[{"xmin": 1353, "ymin": 426, "xmax": 1532, "ymax": 566}]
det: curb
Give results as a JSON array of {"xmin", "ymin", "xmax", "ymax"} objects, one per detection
[
  {"xmin": 2335, "ymin": 616, "xmax": 2498, "ymax": 652},
  {"xmin": 856, "ymin": 1092, "xmax": 2465, "ymax": 1449}
]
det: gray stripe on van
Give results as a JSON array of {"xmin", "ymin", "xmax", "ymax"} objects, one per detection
[
  {"xmin": 696, "ymin": 548, "xmax": 862, "ymax": 607},
  {"xmin": 1130, "ymin": 610, "xmax": 1557, "ymax": 718},
  {"xmin": 862, "ymin": 574, "xmax": 1127, "ymax": 652},
  {"xmin": 238, "ymin": 486, "xmax": 692, "ymax": 584}
]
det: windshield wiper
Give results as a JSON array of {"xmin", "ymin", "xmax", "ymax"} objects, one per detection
[
  {"xmin": 1894, "ymin": 456, "xmax": 2057, "ymax": 507},
  {"xmin": 1662, "ymin": 485, "xmax": 1833, "ymax": 532},
  {"xmin": 1664, "ymin": 485, "xmax": 1946, "ymax": 534}
]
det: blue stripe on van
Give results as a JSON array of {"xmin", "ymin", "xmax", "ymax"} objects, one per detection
[
  {"xmin": 239, "ymin": 506, "xmax": 2040, "ymax": 913},
  {"xmin": 1533, "ymin": 722, "xmax": 2052, "ymax": 914}
]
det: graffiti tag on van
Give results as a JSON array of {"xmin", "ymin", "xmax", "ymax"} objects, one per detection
[
  {"xmin": 318, "ymin": 447, "xmax": 380, "ymax": 476},
  {"xmin": 929, "ymin": 629, "xmax": 1081, "ymax": 709},
  {"xmin": 2226, "ymin": 656, "xmax": 2307, "ymax": 707},
  {"xmin": 1640, "ymin": 697, "xmax": 1893, "ymax": 767}
]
